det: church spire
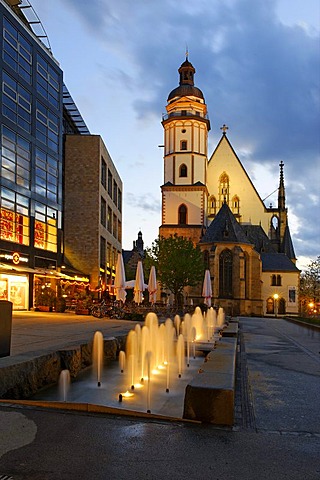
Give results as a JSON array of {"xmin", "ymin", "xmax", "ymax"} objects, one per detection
[
  {"xmin": 278, "ymin": 161, "xmax": 286, "ymax": 211},
  {"xmin": 178, "ymin": 55, "xmax": 195, "ymax": 86}
]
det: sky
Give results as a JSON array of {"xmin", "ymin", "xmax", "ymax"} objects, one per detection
[{"xmin": 28, "ymin": 0, "xmax": 319, "ymax": 271}]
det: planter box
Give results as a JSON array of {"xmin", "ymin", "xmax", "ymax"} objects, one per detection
[
  {"xmin": 37, "ymin": 306, "xmax": 51, "ymax": 312},
  {"xmin": 75, "ymin": 309, "xmax": 90, "ymax": 315}
]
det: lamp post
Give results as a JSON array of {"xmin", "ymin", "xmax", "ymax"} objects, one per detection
[{"xmin": 273, "ymin": 293, "xmax": 279, "ymax": 318}]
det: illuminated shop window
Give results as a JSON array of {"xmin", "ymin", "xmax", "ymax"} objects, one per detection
[
  {"xmin": 0, "ymin": 187, "xmax": 29, "ymax": 245},
  {"xmin": 34, "ymin": 203, "xmax": 57, "ymax": 252}
]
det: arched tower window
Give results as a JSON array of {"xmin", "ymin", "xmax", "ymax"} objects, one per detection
[
  {"xmin": 219, "ymin": 249, "xmax": 233, "ymax": 298},
  {"xmin": 219, "ymin": 172, "xmax": 229, "ymax": 206},
  {"xmin": 179, "ymin": 164, "xmax": 187, "ymax": 177},
  {"xmin": 178, "ymin": 204, "xmax": 187, "ymax": 225},
  {"xmin": 232, "ymin": 195, "xmax": 240, "ymax": 215},
  {"xmin": 208, "ymin": 195, "xmax": 216, "ymax": 215}
]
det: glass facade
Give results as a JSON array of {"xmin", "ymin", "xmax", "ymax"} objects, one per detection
[{"xmin": 1, "ymin": 5, "xmax": 63, "ymax": 262}]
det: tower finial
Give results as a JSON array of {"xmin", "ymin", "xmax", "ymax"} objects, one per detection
[
  {"xmin": 186, "ymin": 44, "xmax": 189, "ymax": 60},
  {"xmin": 220, "ymin": 124, "xmax": 229, "ymax": 135},
  {"xmin": 278, "ymin": 160, "xmax": 285, "ymax": 210}
]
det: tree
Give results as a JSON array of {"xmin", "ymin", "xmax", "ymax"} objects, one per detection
[
  {"xmin": 145, "ymin": 235, "xmax": 205, "ymax": 305},
  {"xmin": 299, "ymin": 256, "xmax": 320, "ymax": 315}
]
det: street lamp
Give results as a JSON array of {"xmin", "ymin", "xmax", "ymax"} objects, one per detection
[{"xmin": 273, "ymin": 293, "xmax": 279, "ymax": 318}]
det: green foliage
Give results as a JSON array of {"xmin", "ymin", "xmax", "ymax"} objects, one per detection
[
  {"xmin": 299, "ymin": 256, "xmax": 320, "ymax": 314},
  {"xmin": 145, "ymin": 235, "xmax": 205, "ymax": 303},
  {"xmin": 35, "ymin": 287, "xmax": 56, "ymax": 307}
]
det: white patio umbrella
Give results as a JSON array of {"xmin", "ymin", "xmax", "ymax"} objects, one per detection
[
  {"xmin": 134, "ymin": 260, "xmax": 145, "ymax": 304},
  {"xmin": 202, "ymin": 269, "xmax": 212, "ymax": 307},
  {"xmin": 148, "ymin": 265, "xmax": 157, "ymax": 305},
  {"xmin": 114, "ymin": 252, "xmax": 127, "ymax": 303}
]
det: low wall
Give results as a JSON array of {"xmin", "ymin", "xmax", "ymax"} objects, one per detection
[
  {"xmin": 183, "ymin": 336, "xmax": 237, "ymax": 426},
  {"xmin": 0, "ymin": 335, "xmax": 126, "ymax": 400}
]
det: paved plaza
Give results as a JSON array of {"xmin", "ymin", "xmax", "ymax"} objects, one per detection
[{"xmin": 0, "ymin": 311, "xmax": 319, "ymax": 479}]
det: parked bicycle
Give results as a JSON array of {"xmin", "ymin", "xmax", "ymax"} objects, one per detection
[{"xmin": 90, "ymin": 300, "xmax": 126, "ymax": 319}]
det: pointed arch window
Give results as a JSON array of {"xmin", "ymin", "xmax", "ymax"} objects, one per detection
[
  {"xmin": 203, "ymin": 250, "xmax": 210, "ymax": 269},
  {"xmin": 178, "ymin": 204, "xmax": 187, "ymax": 225},
  {"xmin": 208, "ymin": 195, "xmax": 216, "ymax": 215},
  {"xmin": 219, "ymin": 249, "xmax": 233, "ymax": 298},
  {"xmin": 179, "ymin": 163, "xmax": 187, "ymax": 177},
  {"xmin": 271, "ymin": 274, "xmax": 282, "ymax": 286},
  {"xmin": 219, "ymin": 172, "xmax": 229, "ymax": 205},
  {"xmin": 232, "ymin": 195, "xmax": 240, "ymax": 215}
]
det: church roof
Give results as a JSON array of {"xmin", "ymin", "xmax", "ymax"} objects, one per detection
[
  {"xmin": 200, "ymin": 202, "xmax": 252, "ymax": 245},
  {"xmin": 282, "ymin": 225, "xmax": 296, "ymax": 260},
  {"xmin": 261, "ymin": 253, "xmax": 300, "ymax": 272},
  {"xmin": 168, "ymin": 85, "xmax": 204, "ymax": 101},
  {"xmin": 242, "ymin": 225, "xmax": 276, "ymax": 253},
  {"xmin": 167, "ymin": 57, "xmax": 204, "ymax": 101}
]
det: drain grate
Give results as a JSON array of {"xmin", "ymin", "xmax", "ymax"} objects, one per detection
[{"xmin": 0, "ymin": 476, "xmax": 14, "ymax": 480}]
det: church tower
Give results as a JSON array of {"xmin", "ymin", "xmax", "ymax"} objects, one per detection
[{"xmin": 159, "ymin": 56, "xmax": 211, "ymax": 244}]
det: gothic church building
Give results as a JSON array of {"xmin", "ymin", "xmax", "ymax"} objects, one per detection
[{"xmin": 159, "ymin": 57, "xmax": 299, "ymax": 316}]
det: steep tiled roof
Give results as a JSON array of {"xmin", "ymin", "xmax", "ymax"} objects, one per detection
[
  {"xmin": 200, "ymin": 202, "xmax": 251, "ymax": 244},
  {"xmin": 241, "ymin": 225, "xmax": 276, "ymax": 253},
  {"xmin": 261, "ymin": 253, "xmax": 300, "ymax": 272},
  {"xmin": 282, "ymin": 225, "xmax": 296, "ymax": 260}
]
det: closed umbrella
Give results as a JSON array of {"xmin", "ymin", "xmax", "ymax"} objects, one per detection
[
  {"xmin": 148, "ymin": 265, "xmax": 157, "ymax": 305},
  {"xmin": 134, "ymin": 260, "xmax": 145, "ymax": 304},
  {"xmin": 202, "ymin": 269, "xmax": 212, "ymax": 307},
  {"xmin": 114, "ymin": 252, "xmax": 127, "ymax": 303}
]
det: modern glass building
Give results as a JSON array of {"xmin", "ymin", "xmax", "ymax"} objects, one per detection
[{"xmin": 0, "ymin": 0, "xmax": 122, "ymax": 310}]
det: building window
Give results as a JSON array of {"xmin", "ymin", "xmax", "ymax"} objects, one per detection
[
  {"xmin": 178, "ymin": 204, "xmax": 187, "ymax": 225},
  {"xmin": 35, "ymin": 148, "xmax": 58, "ymax": 202},
  {"xmin": 180, "ymin": 140, "xmax": 187, "ymax": 150},
  {"xmin": 118, "ymin": 187, "xmax": 122, "ymax": 213},
  {"xmin": 179, "ymin": 163, "xmax": 187, "ymax": 177},
  {"xmin": 113, "ymin": 214, "xmax": 117, "ymax": 239},
  {"xmin": 107, "ymin": 207, "xmax": 112, "ymax": 233},
  {"xmin": 3, "ymin": 17, "xmax": 32, "ymax": 84},
  {"xmin": 203, "ymin": 250, "xmax": 210, "ymax": 269},
  {"xmin": 113, "ymin": 180, "xmax": 118, "ymax": 206},
  {"xmin": 2, "ymin": 71, "xmax": 31, "ymax": 133},
  {"xmin": 100, "ymin": 236, "xmax": 106, "ymax": 268},
  {"xmin": 34, "ymin": 203, "xmax": 57, "ymax": 252},
  {"xmin": 271, "ymin": 274, "xmax": 281, "ymax": 286},
  {"xmin": 108, "ymin": 169, "xmax": 113, "ymax": 198},
  {"xmin": 117, "ymin": 220, "xmax": 122, "ymax": 243},
  {"xmin": 208, "ymin": 195, "xmax": 216, "ymax": 215},
  {"xmin": 36, "ymin": 54, "xmax": 60, "ymax": 109},
  {"xmin": 36, "ymin": 101, "xmax": 59, "ymax": 153},
  {"xmin": 1, "ymin": 126, "xmax": 31, "ymax": 189},
  {"xmin": 219, "ymin": 172, "xmax": 229, "ymax": 205},
  {"xmin": 219, "ymin": 249, "xmax": 233, "ymax": 298},
  {"xmin": 0, "ymin": 187, "xmax": 29, "ymax": 245},
  {"xmin": 232, "ymin": 195, "xmax": 240, "ymax": 215},
  {"xmin": 101, "ymin": 157, "xmax": 107, "ymax": 189},
  {"xmin": 101, "ymin": 197, "xmax": 106, "ymax": 227}
]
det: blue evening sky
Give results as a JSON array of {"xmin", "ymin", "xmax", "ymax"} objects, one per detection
[{"xmin": 29, "ymin": 0, "xmax": 319, "ymax": 269}]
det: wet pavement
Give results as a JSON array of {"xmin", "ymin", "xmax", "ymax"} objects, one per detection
[{"xmin": 0, "ymin": 312, "xmax": 319, "ymax": 479}]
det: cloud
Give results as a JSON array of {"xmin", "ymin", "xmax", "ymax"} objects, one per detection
[
  {"xmin": 126, "ymin": 193, "xmax": 161, "ymax": 213},
  {"xmin": 44, "ymin": 0, "xmax": 320, "ymax": 259}
]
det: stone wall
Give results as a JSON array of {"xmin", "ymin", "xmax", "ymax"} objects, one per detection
[{"xmin": 0, "ymin": 335, "xmax": 126, "ymax": 400}]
